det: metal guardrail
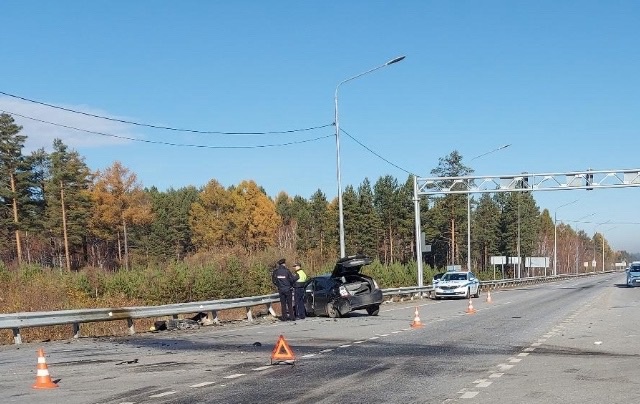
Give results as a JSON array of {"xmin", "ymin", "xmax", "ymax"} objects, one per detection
[{"xmin": 0, "ymin": 271, "xmax": 612, "ymax": 344}]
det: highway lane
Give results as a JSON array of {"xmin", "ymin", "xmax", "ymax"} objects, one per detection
[{"xmin": 0, "ymin": 272, "xmax": 630, "ymax": 403}]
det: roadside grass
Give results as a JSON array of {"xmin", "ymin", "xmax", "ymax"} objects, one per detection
[{"xmin": 0, "ymin": 258, "xmax": 437, "ymax": 345}]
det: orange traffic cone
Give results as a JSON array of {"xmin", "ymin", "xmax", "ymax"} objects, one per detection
[
  {"xmin": 33, "ymin": 348, "xmax": 58, "ymax": 389},
  {"xmin": 486, "ymin": 290, "xmax": 493, "ymax": 303},
  {"xmin": 465, "ymin": 298, "xmax": 477, "ymax": 314},
  {"xmin": 410, "ymin": 307, "xmax": 424, "ymax": 328}
]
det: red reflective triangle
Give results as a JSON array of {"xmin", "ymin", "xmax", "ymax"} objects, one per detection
[{"xmin": 271, "ymin": 335, "xmax": 295, "ymax": 362}]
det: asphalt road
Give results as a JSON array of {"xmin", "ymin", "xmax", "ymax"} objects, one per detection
[{"xmin": 1, "ymin": 272, "xmax": 637, "ymax": 404}]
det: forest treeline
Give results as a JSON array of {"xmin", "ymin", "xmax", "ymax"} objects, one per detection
[{"xmin": 0, "ymin": 112, "xmax": 632, "ymax": 281}]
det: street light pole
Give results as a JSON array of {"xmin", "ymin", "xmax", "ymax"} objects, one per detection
[
  {"xmin": 466, "ymin": 144, "xmax": 511, "ymax": 271},
  {"xmin": 335, "ymin": 55, "xmax": 405, "ymax": 258},
  {"xmin": 553, "ymin": 200, "xmax": 579, "ymax": 276}
]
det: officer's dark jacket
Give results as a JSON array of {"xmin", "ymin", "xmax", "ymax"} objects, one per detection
[{"xmin": 272, "ymin": 265, "xmax": 298, "ymax": 292}]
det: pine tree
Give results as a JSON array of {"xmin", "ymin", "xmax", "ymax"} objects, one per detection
[
  {"xmin": 44, "ymin": 139, "xmax": 92, "ymax": 270},
  {"xmin": 0, "ymin": 113, "xmax": 29, "ymax": 264}
]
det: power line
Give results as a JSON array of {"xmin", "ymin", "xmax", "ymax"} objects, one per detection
[
  {"xmin": 1, "ymin": 109, "xmax": 334, "ymax": 149},
  {"xmin": 340, "ymin": 127, "xmax": 416, "ymax": 176},
  {"xmin": 0, "ymin": 90, "xmax": 332, "ymax": 135}
]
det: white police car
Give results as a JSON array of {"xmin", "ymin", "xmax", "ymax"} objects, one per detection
[{"xmin": 433, "ymin": 271, "xmax": 480, "ymax": 299}]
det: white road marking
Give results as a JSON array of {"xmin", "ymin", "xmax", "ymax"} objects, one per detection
[
  {"xmin": 509, "ymin": 358, "xmax": 522, "ymax": 363},
  {"xmin": 392, "ymin": 331, "xmax": 401, "ymax": 334},
  {"xmin": 524, "ymin": 347, "xmax": 535, "ymax": 352},
  {"xmin": 252, "ymin": 366, "xmax": 272, "ymax": 371},
  {"xmin": 224, "ymin": 373, "xmax": 245, "ymax": 379},
  {"xmin": 489, "ymin": 373, "xmax": 504, "ymax": 378},
  {"xmin": 320, "ymin": 349, "xmax": 334, "ymax": 353},
  {"xmin": 190, "ymin": 382, "xmax": 216, "ymax": 388},
  {"xmin": 379, "ymin": 334, "xmax": 389, "ymax": 337},
  {"xmin": 353, "ymin": 340, "xmax": 365, "ymax": 344},
  {"xmin": 498, "ymin": 364, "xmax": 514, "ymax": 370},
  {"xmin": 461, "ymin": 391, "xmax": 479, "ymax": 398},
  {"xmin": 532, "ymin": 342, "xmax": 542, "ymax": 346},
  {"xmin": 518, "ymin": 352, "xmax": 529, "ymax": 357},
  {"xmin": 369, "ymin": 336, "xmax": 379, "ymax": 340},
  {"xmin": 149, "ymin": 391, "xmax": 177, "ymax": 398},
  {"xmin": 339, "ymin": 344, "xmax": 351, "ymax": 348},
  {"xmin": 301, "ymin": 354, "xmax": 316, "ymax": 358},
  {"xmin": 477, "ymin": 381, "xmax": 492, "ymax": 388}
]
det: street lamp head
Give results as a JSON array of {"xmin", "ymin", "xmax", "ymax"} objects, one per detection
[{"xmin": 386, "ymin": 56, "xmax": 406, "ymax": 65}]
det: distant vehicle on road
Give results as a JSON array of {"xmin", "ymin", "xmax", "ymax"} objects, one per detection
[
  {"xmin": 303, "ymin": 255, "xmax": 383, "ymax": 318},
  {"xmin": 627, "ymin": 262, "xmax": 640, "ymax": 287},
  {"xmin": 433, "ymin": 271, "xmax": 480, "ymax": 299}
]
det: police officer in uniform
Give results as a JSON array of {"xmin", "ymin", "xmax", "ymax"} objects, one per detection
[
  {"xmin": 292, "ymin": 263, "xmax": 308, "ymax": 320},
  {"xmin": 271, "ymin": 258, "xmax": 297, "ymax": 321}
]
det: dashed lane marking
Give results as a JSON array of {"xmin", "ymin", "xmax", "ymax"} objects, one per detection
[
  {"xmin": 353, "ymin": 340, "xmax": 365, "ymax": 344},
  {"xmin": 461, "ymin": 391, "xmax": 479, "ymax": 399},
  {"xmin": 369, "ymin": 336, "xmax": 379, "ymax": 340},
  {"xmin": 518, "ymin": 352, "xmax": 530, "ymax": 357},
  {"xmin": 190, "ymin": 381, "xmax": 216, "ymax": 388},
  {"xmin": 301, "ymin": 354, "xmax": 316, "ymax": 358},
  {"xmin": 489, "ymin": 373, "xmax": 504, "ymax": 378},
  {"xmin": 338, "ymin": 344, "xmax": 351, "ymax": 348},
  {"xmin": 149, "ymin": 391, "xmax": 177, "ymax": 398},
  {"xmin": 252, "ymin": 366, "xmax": 272, "ymax": 371},
  {"xmin": 223, "ymin": 373, "xmax": 245, "ymax": 379},
  {"xmin": 320, "ymin": 349, "xmax": 333, "ymax": 353}
]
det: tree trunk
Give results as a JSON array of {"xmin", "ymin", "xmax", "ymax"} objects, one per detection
[
  {"xmin": 389, "ymin": 226, "xmax": 393, "ymax": 264},
  {"xmin": 10, "ymin": 173, "xmax": 22, "ymax": 265},
  {"xmin": 61, "ymin": 181, "xmax": 71, "ymax": 271},
  {"xmin": 123, "ymin": 219, "xmax": 129, "ymax": 270}
]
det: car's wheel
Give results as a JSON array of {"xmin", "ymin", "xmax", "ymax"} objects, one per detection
[
  {"xmin": 473, "ymin": 287, "xmax": 480, "ymax": 298},
  {"xmin": 366, "ymin": 304, "xmax": 380, "ymax": 316},
  {"xmin": 327, "ymin": 302, "xmax": 340, "ymax": 318},
  {"xmin": 465, "ymin": 287, "xmax": 470, "ymax": 299},
  {"xmin": 337, "ymin": 300, "xmax": 351, "ymax": 316}
]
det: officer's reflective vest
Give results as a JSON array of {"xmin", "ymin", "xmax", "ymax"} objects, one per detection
[{"xmin": 294, "ymin": 270, "xmax": 307, "ymax": 286}]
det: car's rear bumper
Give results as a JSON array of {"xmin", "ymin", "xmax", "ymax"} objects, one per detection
[{"xmin": 349, "ymin": 289, "xmax": 383, "ymax": 309}]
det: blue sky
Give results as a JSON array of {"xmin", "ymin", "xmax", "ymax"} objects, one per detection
[{"xmin": 1, "ymin": 1, "xmax": 639, "ymax": 253}]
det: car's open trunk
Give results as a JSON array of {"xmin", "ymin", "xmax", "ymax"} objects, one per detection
[{"xmin": 340, "ymin": 274, "xmax": 373, "ymax": 295}]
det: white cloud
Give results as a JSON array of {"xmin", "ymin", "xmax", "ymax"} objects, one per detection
[{"xmin": 0, "ymin": 96, "xmax": 139, "ymax": 152}]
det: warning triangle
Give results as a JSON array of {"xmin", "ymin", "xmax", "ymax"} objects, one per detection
[{"xmin": 271, "ymin": 335, "xmax": 295, "ymax": 363}]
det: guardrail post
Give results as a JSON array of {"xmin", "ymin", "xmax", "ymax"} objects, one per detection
[
  {"xmin": 73, "ymin": 322, "xmax": 80, "ymax": 339},
  {"xmin": 127, "ymin": 318, "xmax": 135, "ymax": 335},
  {"xmin": 209, "ymin": 310, "xmax": 220, "ymax": 324},
  {"xmin": 246, "ymin": 306, "xmax": 253, "ymax": 322},
  {"xmin": 267, "ymin": 303, "xmax": 276, "ymax": 317},
  {"xmin": 12, "ymin": 328, "xmax": 22, "ymax": 344}
]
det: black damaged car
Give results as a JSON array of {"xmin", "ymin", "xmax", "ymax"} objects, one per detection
[{"xmin": 303, "ymin": 255, "xmax": 383, "ymax": 318}]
